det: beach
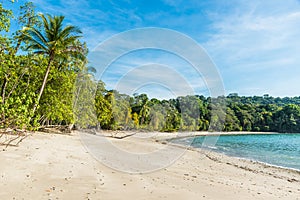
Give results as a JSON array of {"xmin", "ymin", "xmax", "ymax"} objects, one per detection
[{"xmin": 0, "ymin": 131, "xmax": 299, "ymax": 200}]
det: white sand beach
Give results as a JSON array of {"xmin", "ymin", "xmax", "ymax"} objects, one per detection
[{"xmin": 0, "ymin": 131, "xmax": 299, "ymax": 200}]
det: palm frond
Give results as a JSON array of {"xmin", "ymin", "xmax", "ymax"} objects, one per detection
[
  {"xmin": 23, "ymin": 34, "xmax": 48, "ymax": 52},
  {"xmin": 22, "ymin": 13, "xmax": 86, "ymax": 71},
  {"xmin": 39, "ymin": 14, "xmax": 51, "ymax": 38},
  {"xmin": 24, "ymin": 27, "xmax": 48, "ymax": 47},
  {"xmin": 59, "ymin": 25, "xmax": 82, "ymax": 40}
]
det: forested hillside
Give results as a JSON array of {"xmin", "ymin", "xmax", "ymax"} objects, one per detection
[{"xmin": 93, "ymin": 87, "xmax": 300, "ymax": 133}]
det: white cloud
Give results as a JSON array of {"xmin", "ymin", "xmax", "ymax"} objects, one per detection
[{"xmin": 204, "ymin": 0, "xmax": 300, "ymax": 96}]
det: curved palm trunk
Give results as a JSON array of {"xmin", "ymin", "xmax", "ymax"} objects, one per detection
[{"xmin": 32, "ymin": 56, "xmax": 53, "ymax": 115}]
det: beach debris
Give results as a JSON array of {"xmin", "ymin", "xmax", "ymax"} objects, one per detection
[
  {"xmin": 0, "ymin": 128, "xmax": 30, "ymax": 148},
  {"xmin": 38, "ymin": 125, "xmax": 71, "ymax": 134}
]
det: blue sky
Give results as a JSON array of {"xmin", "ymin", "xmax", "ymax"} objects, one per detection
[{"xmin": 5, "ymin": 0, "xmax": 300, "ymax": 98}]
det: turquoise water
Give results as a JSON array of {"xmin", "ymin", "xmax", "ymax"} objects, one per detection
[{"xmin": 172, "ymin": 134, "xmax": 300, "ymax": 171}]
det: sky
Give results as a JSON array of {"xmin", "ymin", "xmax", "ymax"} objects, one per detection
[{"xmin": 4, "ymin": 0, "xmax": 300, "ymax": 98}]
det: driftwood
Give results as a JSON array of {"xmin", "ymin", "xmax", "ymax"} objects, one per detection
[
  {"xmin": 0, "ymin": 128, "xmax": 30, "ymax": 148},
  {"xmin": 82, "ymin": 129, "xmax": 137, "ymax": 139},
  {"xmin": 108, "ymin": 132, "xmax": 136, "ymax": 139},
  {"xmin": 38, "ymin": 125, "xmax": 71, "ymax": 135}
]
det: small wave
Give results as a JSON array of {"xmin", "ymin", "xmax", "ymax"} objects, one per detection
[{"xmin": 202, "ymin": 145, "xmax": 218, "ymax": 150}]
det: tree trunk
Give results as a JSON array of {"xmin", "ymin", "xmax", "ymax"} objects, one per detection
[
  {"xmin": 1, "ymin": 76, "xmax": 7, "ymax": 105},
  {"xmin": 1, "ymin": 76, "xmax": 8, "ymax": 122},
  {"xmin": 32, "ymin": 57, "xmax": 53, "ymax": 115}
]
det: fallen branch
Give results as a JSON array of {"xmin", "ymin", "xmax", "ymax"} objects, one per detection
[
  {"xmin": 38, "ymin": 125, "xmax": 71, "ymax": 134},
  {"xmin": 0, "ymin": 129, "xmax": 30, "ymax": 149}
]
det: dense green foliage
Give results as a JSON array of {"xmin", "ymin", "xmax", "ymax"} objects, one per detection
[
  {"xmin": 1, "ymin": 2, "xmax": 300, "ymax": 133},
  {"xmin": 0, "ymin": 2, "xmax": 87, "ymax": 129},
  {"xmin": 94, "ymin": 90, "xmax": 300, "ymax": 133}
]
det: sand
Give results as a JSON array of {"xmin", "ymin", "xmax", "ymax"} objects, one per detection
[{"xmin": 0, "ymin": 131, "xmax": 299, "ymax": 200}]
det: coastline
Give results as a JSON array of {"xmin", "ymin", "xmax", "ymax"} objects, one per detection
[
  {"xmin": 152, "ymin": 130, "xmax": 280, "ymax": 141},
  {"xmin": 0, "ymin": 131, "xmax": 299, "ymax": 199},
  {"xmin": 90, "ymin": 130, "xmax": 280, "ymax": 141},
  {"xmin": 166, "ymin": 139, "xmax": 300, "ymax": 175},
  {"xmin": 158, "ymin": 131, "xmax": 300, "ymax": 173}
]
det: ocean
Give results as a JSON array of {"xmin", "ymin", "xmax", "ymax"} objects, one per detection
[{"xmin": 171, "ymin": 133, "xmax": 300, "ymax": 171}]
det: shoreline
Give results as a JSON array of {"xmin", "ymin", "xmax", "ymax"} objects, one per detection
[
  {"xmin": 159, "ymin": 132, "xmax": 300, "ymax": 174},
  {"xmin": 84, "ymin": 129, "xmax": 300, "ymax": 173},
  {"xmin": 91, "ymin": 130, "xmax": 300, "ymax": 180},
  {"xmin": 166, "ymin": 140, "xmax": 300, "ymax": 175},
  {"xmin": 89, "ymin": 129, "xmax": 281, "ymax": 141}
]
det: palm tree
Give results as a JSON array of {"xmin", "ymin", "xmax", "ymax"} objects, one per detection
[{"xmin": 23, "ymin": 13, "xmax": 84, "ymax": 114}]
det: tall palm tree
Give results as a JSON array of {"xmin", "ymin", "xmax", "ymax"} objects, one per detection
[{"xmin": 23, "ymin": 14, "xmax": 84, "ymax": 114}]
